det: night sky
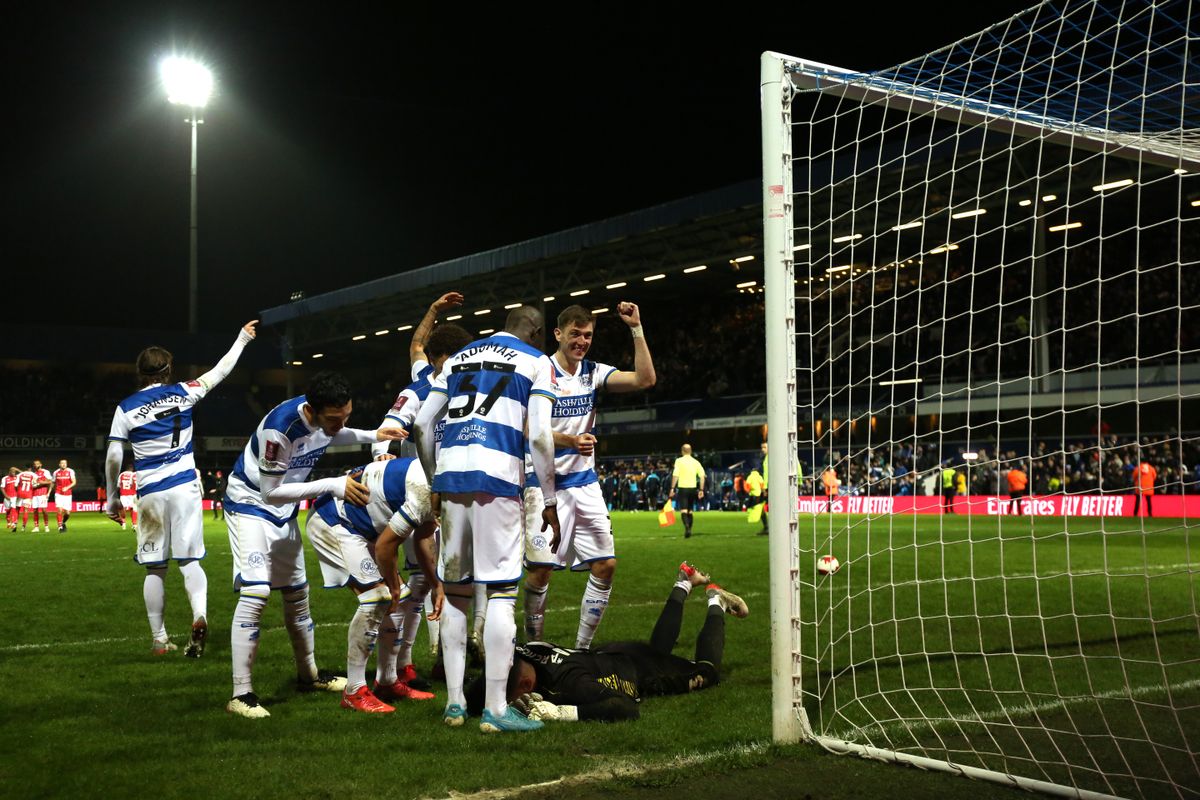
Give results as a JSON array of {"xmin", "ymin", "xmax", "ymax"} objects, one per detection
[{"xmin": 6, "ymin": 1, "xmax": 1033, "ymax": 334}]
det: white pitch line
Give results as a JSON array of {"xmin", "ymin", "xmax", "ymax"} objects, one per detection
[
  {"xmin": 0, "ymin": 591, "xmax": 764, "ymax": 653},
  {"xmin": 420, "ymin": 741, "xmax": 770, "ymax": 800}
]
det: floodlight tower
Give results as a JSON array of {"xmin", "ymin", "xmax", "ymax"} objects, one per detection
[{"xmin": 160, "ymin": 56, "xmax": 213, "ymax": 334}]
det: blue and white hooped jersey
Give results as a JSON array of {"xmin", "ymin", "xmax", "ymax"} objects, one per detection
[
  {"xmin": 525, "ymin": 357, "xmax": 617, "ymax": 491},
  {"xmin": 379, "ymin": 362, "xmax": 444, "ymax": 455},
  {"xmin": 224, "ymin": 396, "xmax": 336, "ymax": 525},
  {"xmin": 312, "ymin": 457, "xmax": 430, "ymax": 540},
  {"xmin": 108, "ymin": 381, "xmax": 211, "ymax": 497},
  {"xmin": 430, "ymin": 332, "xmax": 556, "ymax": 497}
]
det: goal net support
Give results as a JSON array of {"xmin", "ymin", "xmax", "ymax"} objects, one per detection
[{"xmin": 762, "ymin": 1, "xmax": 1198, "ymax": 797}]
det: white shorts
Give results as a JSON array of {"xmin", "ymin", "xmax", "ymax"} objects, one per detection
[
  {"xmin": 226, "ymin": 508, "xmax": 306, "ymax": 590},
  {"xmin": 120, "ymin": 495, "xmax": 136, "ymax": 510},
  {"xmin": 524, "ymin": 483, "xmax": 615, "ymax": 571},
  {"xmin": 307, "ymin": 514, "xmax": 386, "ymax": 589},
  {"xmin": 18, "ymin": 497, "xmax": 32, "ymax": 508},
  {"xmin": 55, "ymin": 494, "xmax": 73, "ymax": 513},
  {"xmin": 32, "ymin": 495, "xmax": 48, "ymax": 509},
  {"xmin": 4, "ymin": 497, "xmax": 15, "ymax": 511},
  {"xmin": 134, "ymin": 481, "xmax": 205, "ymax": 565},
  {"xmin": 439, "ymin": 493, "xmax": 523, "ymax": 585}
]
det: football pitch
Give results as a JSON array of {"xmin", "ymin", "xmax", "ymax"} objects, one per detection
[{"xmin": 1, "ymin": 510, "xmax": 1195, "ymax": 799}]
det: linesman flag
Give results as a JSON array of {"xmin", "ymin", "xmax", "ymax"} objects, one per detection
[{"xmin": 658, "ymin": 500, "xmax": 676, "ymax": 527}]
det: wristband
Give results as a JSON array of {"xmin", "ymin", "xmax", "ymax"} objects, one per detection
[
  {"xmin": 543, "ymin": 493, "xmax": 558, "ymax": 507},
  {"xmin": 630, "ymin": 325, "xmax": 644, "ymax": 339}
]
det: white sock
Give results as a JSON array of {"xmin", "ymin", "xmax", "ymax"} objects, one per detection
[
  {"xmin": 231, "ymin": 590, "xmax": 268, "ymax": 696},
  {"xmin": 576, "ymin": 575, "xmax": 612, "ymax": 649},
  {"xmin": 472, "ymin": 581, "xmax": 488, "ymax": 641},
  {"xmin": 424, "ymin": 592, "xmax": 441, "ymax": 656},
  {"xmin": 378, "ymin": 612, "xmax": 403, "ymax": 685},
  {"xmin": 484, "ymin": 585, "xmax": 519, "ymax": 716},
  {"xmin": 178, "ymin": 560, "xmax": 208, "ymax": 622},
  {"xmin": 144, "ymin": 567, "xmax": 168, "ymax": 641},
  {"xmin": 282, "ymin": 586, "xmax": 318, "ymax": 682},
  {"xmin": 440, "ymin": 590, "xmax": 472, "ymax": 708},
  {"xmin": 347, "ymin": 594, "xmax": 387, "ymax": 693},
  {"xmin": 523, "ymin": 580, "xmax": 548, "ymax": 640},
  {"xmin": 399, "ymin": 573, "xmax": 429, "ymax": 669}
]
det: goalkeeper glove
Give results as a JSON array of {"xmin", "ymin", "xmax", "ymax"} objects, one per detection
[{"xmin": 513, "ymin": 692, "xmax": 578, "ymax": 722}]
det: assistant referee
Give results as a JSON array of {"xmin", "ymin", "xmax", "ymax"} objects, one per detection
[{"xmin": 668, "ymin": 444, "xmax": 706, "ymax": 538}]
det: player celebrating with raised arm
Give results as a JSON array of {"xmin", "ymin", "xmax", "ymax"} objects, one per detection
[
  {"xmin": 106, "ymin": 321, "xmax": 258, "ymax": 657},
  {"xmin": 371, "ymin": 319, "xmax": 473, "ymax": 691},
  {"xmin": 306, "ymin": 456, "xmax": 442, "ymax": 712},
  {"xmin": 53, "ymin": 459, "xmax": 76, "ymax": 532},
  {"xmin": 523, "ymin": 302, "xmax": 656, "ymax": 649},
  {"xmin": 414, "ymin": 305, "xmax": 561, "ymax": 733},
  {"xmin": 223, "ymin": 370, "xmax": 407, "ymax": 719}
]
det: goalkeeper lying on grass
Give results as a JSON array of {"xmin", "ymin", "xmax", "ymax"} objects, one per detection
[{"xmin": 466, "ymin": 563, "xmax": 748, "ymax": 722}]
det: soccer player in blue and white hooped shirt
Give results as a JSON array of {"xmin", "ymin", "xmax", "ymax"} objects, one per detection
[
  {"xmin": 306, "ymin": 456, "xmax": 441, "ymax": 712},
  {"xmin": 415, "ymin": 305, "xmax": 560, "ymax": 733},
  {"xmin": 223, "ymin": 371, "xmax": 406, "ymax": 719},
  {"xmin": 523, "ymin": 302, "xmax": 656, "ymax": 648},
  {"xmin": 105, "ymin": 320, "xmax": 258, "ymax": 658},
  {"xmin": 372, "ymin": 316, "xmax": 473, "ymax": 690}
]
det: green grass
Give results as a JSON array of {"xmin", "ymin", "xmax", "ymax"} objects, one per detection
[{"xmin": 0, "ymin": 510, "xmax": 1196, "ymax": 799}]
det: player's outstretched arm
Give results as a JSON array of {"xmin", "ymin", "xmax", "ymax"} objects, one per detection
[
  {"xmin": 258, "ymin": 470, "xmax": 368, "ymax": 507},
  {"xmin": 605, "ymin": 302, "xmax": 656, "ymax": 393},
  {"xmin": 194, "ymin": 320, "xmax": 258, "ymax": 393},
  {"xmin": 330, "ymin": 425, "xmax": 406, "ymax": 447},
  {"xmin": 409, "ymin": 292, "xmax": 463, "ymax": 366}
]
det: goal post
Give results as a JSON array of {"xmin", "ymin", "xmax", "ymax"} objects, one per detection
[{"xmin": 761, "ymin": 1, "xmax": 1199, "ymax": 797}]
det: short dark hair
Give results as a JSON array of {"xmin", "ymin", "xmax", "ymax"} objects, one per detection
[
  {"xmin": 136, "ymin": 346, "xmax": 173, "ymax": 385},
  {"xmin": 557, "ymin": 305, "xmax": 595, "ymax": 330},
  {"xmin": 426, "ymin": 323, "xmax": 473, "ymax": 361},
  {"xmin": 305, "ymin": 371, "xmax": 353, "ymax": 412}
]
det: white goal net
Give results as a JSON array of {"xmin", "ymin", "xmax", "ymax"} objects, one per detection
[{"xmin": 761, "ymin": 1, "xmax": 1199, "ymax": 797}]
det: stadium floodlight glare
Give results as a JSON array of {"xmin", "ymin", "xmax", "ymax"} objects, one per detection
[
  {"xmin": 374, "ymin": 329, "xmax": 389, "ymax": 336},
  {"xmin": 473, "ymin": 309, "xmax": 490, "ymax": 315},
  {"xmin": 445, "ymin": 314, "xmax": 463, "ymax": 321},
  {"xmin": 396, "ymin": 324, "xmax": 413, "ymax": 331},
  {"xmin": 731, "ymin": 255, "xmax": 756, "ymax": 263},
  {"xmin": 684, "ymin": 265, "xmax": 708, "ymax": 273},
  {"xmin": 479, "ymin": 328, "xmax": 494, "ymax": 335},
  {"xmin": 543, "ymin": 295, "xmax": 555, "ymax": 302},
  {"xmin": 291, "ymin": 360, "xmax": 303, "ymax": 366},
  {"xmin": 793, "ymin": 243, "xmax": 811, "ymax": 251},
  {"xmin": 352, "ymin": 334, "xmax": 366, "ymax": 341},
  {"xmin": 569, "ymin": 289, "xmax": 590, "ymax": 297},
  {"xmin": 1175, "ymin": 168, "xmax": 1188, "ymax": 174},
  {"xmin": 504, "ymin": 303, "xmax": 521, "ymax": 309},
  {"xmin": 737, "ymin": 281, "xmax": 758, "ymax": 288},
  {"xmin": 1092, "ymin": 178, "xmax": 1134, "ymax": 191},
  {"xmin": 832, "ymin": 233, "xmax": 862, "ymax": 242},
  {"xmin": 160, "ymin": 56, "xmax": 215, "ymax": 335},
  {"xmin": 591, "ymin": 307, "xmax": 609, "ymax": 314},
  {"xmin": 1041, "ymin": 194, "xmax": 1058, "ymax": 202},
  {"xmin": 160, "ymin": 57, "xmax": 213, "ymax": 108},
  {"xmin": 643, "ymin": 273, "xmax": 666, "ymax": 282},
  {"xmin": 891, "ymin": 221, "xmax": 923, "ymax": 231},
  {"xmin": 879, "ymin": 378, "xmax": 923, "ymax": 386},
  {"xmin": 606, "ymin": 281, "xmax": 627, "ymax": 289},
  {"xmin": 1191, "ymin": 199, "xmax": 1200, "ymax": 207},
  {"xmin": 962, "ymin": 451, "xmax": 979, "ymax": 461},
  {"xmin": 928, "ymin": 243, "xmax": 960, "ymax": 254},
  {"xmin": 950, "ymin": 208, "xmax": 986, "ymax": 219},
  {"xmin": 826, "ymin": 265, "xmax": 852, "ymax": 274},
  {"xmin": 1048, "ymin": 221, "xmax": 1083, "ymax": 232},
  {"xmin": 1018, "ymin": 199, "xmax": 1033, "ymax": 206},
  {"xmin": 312, "ymin": 353, "xmax": 324, "ymax": 359}
]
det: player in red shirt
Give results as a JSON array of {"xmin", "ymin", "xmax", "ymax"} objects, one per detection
[
  {"xmin": 1134, "ymin": 460, "xmax": 1157, "ymax": 517},
  {"xmin": 16, "ymin": 466, "xmax": 35, "ymax": 532},
  {"xmin": 31, "ymin": 459, "xmax": 53, "ymax": 533},
  {"xmin": 2, "ymin": 467, "xmax": 18, "ymax": 531},
  {"xmin": 117, "ymin": 466, "xmax": 138, "ymax": 530},
  {"xmin": 54, "ymin": 459, "xmax": 77, "ymax": 533}
]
